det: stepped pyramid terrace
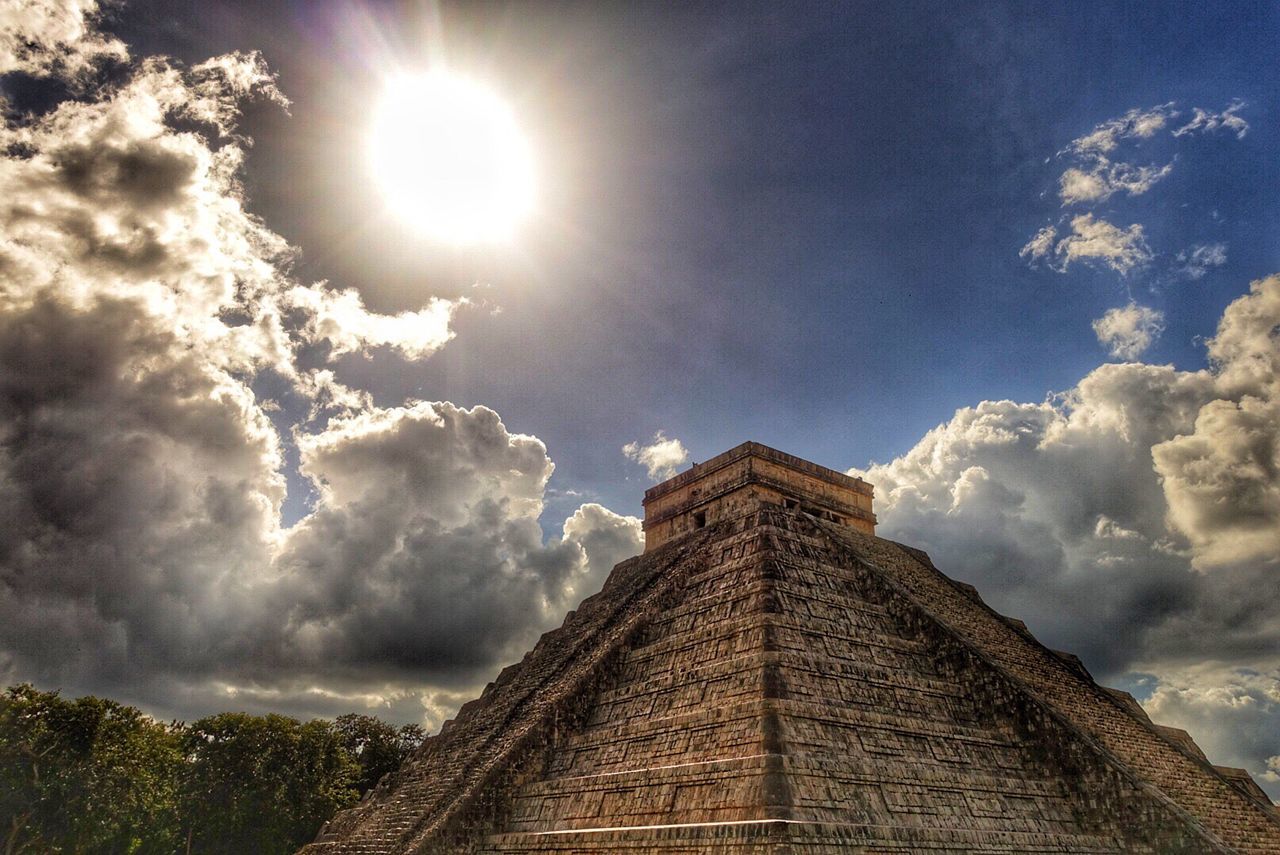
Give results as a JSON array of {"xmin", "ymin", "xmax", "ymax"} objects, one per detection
[{"xmin": 301, "ymin": 442, "xmax": 1280, "ymax": 854}]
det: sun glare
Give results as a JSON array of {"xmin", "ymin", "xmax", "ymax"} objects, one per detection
[{"xmin": 370, "ymin": 71, "xmax": 534, "ymax": 243}]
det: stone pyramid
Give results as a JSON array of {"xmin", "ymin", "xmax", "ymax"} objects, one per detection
[{"xmin": 303, "ymin": 442, "xmax": 1280, "ymax": 854}]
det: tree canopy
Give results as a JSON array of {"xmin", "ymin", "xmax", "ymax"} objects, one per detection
[{"xmin": 0, "ymin": 685, "xmax": 425, "ymax": 855}]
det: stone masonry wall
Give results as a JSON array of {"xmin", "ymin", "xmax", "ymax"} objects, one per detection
[
  {"xmin": 818, "ymin": 518, "xmax": 1280, "ymax": 854},
  {"xmin": 302, "ymin": 499, "xmax": 1279, "ymax": 854},
  {"xmin": 642, "ymin": 443, "xmax": 874, "ymax": 550},
  {"xmin": 480, "ymin": 505, "xmax": 1226, "ymax": 853},
  {"xmin": 299, "ymin": 530, "xmax": 713, "ymax": 855}
]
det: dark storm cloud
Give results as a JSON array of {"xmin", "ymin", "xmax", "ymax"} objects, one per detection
[
  {"xmin": 0, "ymin": 292, "xmax": 286, "ymax": 720},
  {"xmin": 0, "ymin": 2, "xmax": 641, "ymax": 728},
  {"xmin": 269, "ymin": 402, "xmax": 636, "ymax": 683}
]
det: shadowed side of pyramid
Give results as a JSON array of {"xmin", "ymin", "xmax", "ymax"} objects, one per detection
[
  {"xmin": 812, "ymin": 521, "xmax": 1280, "ymax": 854},
  {"xmin": 301, "ymin": 443, "xmax": 1280, "ymax": 855},
  {"xmin": 299, "ymin": 526, "xmax": 716, "ymax": 854}
]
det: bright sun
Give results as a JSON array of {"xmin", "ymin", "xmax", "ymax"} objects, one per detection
[{"xmin": 370, "ymin": 71, "xmax": 534, "ymax": 243}]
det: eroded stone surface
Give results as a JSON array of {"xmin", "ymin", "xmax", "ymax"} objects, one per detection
[
  {"xmin": 642, "ymin": 442, "xmax": 875, "ymax": 551},
  {"xmin": 301, "ymin": 447, "xmax": 1280, "ymax": 855}
]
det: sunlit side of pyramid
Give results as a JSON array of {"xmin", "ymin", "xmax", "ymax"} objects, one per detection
[{"xmin": 302, "ymin": 442, "xmax": 1280, "ymax": 854}]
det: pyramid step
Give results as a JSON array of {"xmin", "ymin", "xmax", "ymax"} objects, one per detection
[
  {"xmin": 511, "ymin": 754, "xmax": 1088, "ymax": 831},
  {"xmin": 562, "ymin": 696, "xmax": 1021, "ymax": 755},
  {"xmin": 828, "ymin": 529, "xmax": 1280, "ymax": 851},
  {"xmin": 782, "ymin": 752, "xmax": 1077, "ymax": 798},
  {"xmin": 646, "ymin": 572, "xmax": 894, "ymax": 631},
  {"xmin": 616, "ymin": 643, "xmax": 948, "ymax": 708},
  {"xmin": 481, "ymin": 820, "xmax": 1132, "ymax": 853},
  {"xmin": 602, "ymin": 648, "xmax": 967, "ymax": 707},
  {"xmin": 547, "ymin": 697, "xmax": 1029, "ymax": 781},
  {"xmin": 504, "ymin": 755, "xmax": 774, "ymax": 832},
  {"xmin": 769, "ymin": 582, "xmax": 912, "ymax": 628},
  {"xmin": 774, "ymin": 697, "xmax": 1021, "ymax": 762},
  {"xmin": 642, "ymin": 581, "xmax": 764, "ymax": 628},
  {"xmin": 524, "ymin": 753, "xmax": 776, "ymax": 793},
  {"xmin": 772, "ymin": 607, "xmax": 907, "ymax": 644},
  {"xmin": 482, "ymin": 820, "xmax": 791, "ymax": 853},
  {"xmin": 622, "ymin": 612, "xmax": 928, "ymax": 668},
  {"xmin": 586, "ymin": 652, "xmax": 769, "ymax": 724},
  {"xmin": 771, "ymin": 648, "xmax": 964, "ymax": 695},
  {"xmin": 776, "ymin": 676, "xmax": 982, "ymax": 729},
  {"xmin": 617, "ymin": 624, "xmax": 770, "ymax": 678},
  {"xmin": 589, "ymin": 649, "xmax": 983, "ymax": 731},
  {"xmin": 641, "ymin": 597, "xmax": 902, "ymax": 654},
  {"xmin": 547, "ymin": 699, "xmax": 767, "ymax": 776},
  {"xmin": 677, "ymin": 557, "xmax": 891, "ymax": 616},
  {"xmin": 635, "ymin": 600, "xmax": 772, "ymax": 648}
]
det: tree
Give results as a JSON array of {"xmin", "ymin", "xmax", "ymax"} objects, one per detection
[
  {"xmin": 0, "ymin": 684, "xmax": 182, "ymax": 855},
  {"xmin": 0, "ymin": 684, "xmax": 422, "ymax": 854},
  {"xmin": 179, "ymin": 712, "xmax": 358, "ymax": 855},
  {"xmin": 332, "ymin": 714, "xmax": 425, "ymax": 795}
]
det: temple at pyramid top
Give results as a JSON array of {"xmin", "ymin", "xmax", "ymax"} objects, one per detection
[
  {"xmin": 304, "ymin": 443, "xmax": 1280, "ymax": 855},
  {"xmin": 643, "ymin": 441, "xmax": 876, "ymax": 550}
]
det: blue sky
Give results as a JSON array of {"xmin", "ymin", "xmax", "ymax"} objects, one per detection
[
  {"xmin": 1, "ymin": 0, "xmax": 1278, "ymax": 797},
  {"xmin": 106, "ymin": 1, "xmax": 1277, "ymax": 519}
]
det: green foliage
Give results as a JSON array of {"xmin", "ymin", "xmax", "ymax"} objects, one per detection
[
  {"xmin": 0, "ymin": 685, "xmax": 422, "ymax": 855},
  {"xmin": 333, "ymin": 713, "xmax": 425, "ymax": 794},
  {"xmin": 180, "ymin": 712, "xmax": 359, "ymax": 855},
  {"xmin": 0, "ymin": 684, "xmax": 183, "ymax": 855}
]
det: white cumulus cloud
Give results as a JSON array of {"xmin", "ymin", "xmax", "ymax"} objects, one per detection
[
  {"xmin": 1065, "ymin": 103, "xmax": 1178, "ymax": 156},
  {"xmin": 562, "ymin": 503, "xmax": 645, "ymax": 596},
  {"xmin": 623, "ymin": 431, "xmax": 690, "ymax": 480},
  {"xmin": 0, "ymin": 0, "xmax": 125, "ymax": 81},
  {"xmin": 1142, "ymin": 665, "xmax": 1280, "ymax": 788},
  {"xmin": 1152, "ymin": 274, "xmax": 1280, "ymax": 570},
  {"xmin": 1058, "ymin": 157, "xmax": 1173, "ymax": 205},
  {"xmin": 1174, "ymin": 100, "xmax": 1249, "ymax": 140},
  {"xmin": 0, "ymin": 6, "xmax": 643, "ymax": 729},
  {"xmin": 269, "ymin": 402, "xmax": 625, "ymax": 686},
  {"xmin": 854, "ymin": 273, "xmax": 1280, "ymax": 796},
  {"xmin": 1056, "ymin": 214, "xmax": 1153, "ymax": 274},
  {"xmin": 1018, "ymin": 225, "xmax": 1057, "ymax": 266},
  {"xmin": 284, "ymin": 285, "xmax": 463, "ymax": 360},
  {"xmin": 1028, "ymin": 101, "xmax": 1248, "ymax": 270},
  {"xmin": 1092, "ymin": 303, "xmax": 1165, "ymax": 360},
  {"xmin": 1035, "ymin": 214, "xmax": 1153, "ymax": 275}
]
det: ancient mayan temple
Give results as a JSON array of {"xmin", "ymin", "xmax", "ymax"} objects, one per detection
[{"xmin": 303, "ymin": 442, "xmax": 1280, "ymax": 853}]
